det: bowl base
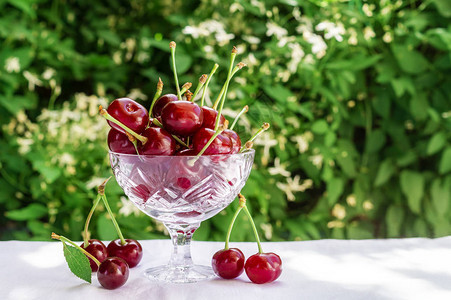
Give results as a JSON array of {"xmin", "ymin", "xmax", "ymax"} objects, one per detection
[{"xmin": 144, "ymin": 265, "xmax": 216, "ymax": 283}]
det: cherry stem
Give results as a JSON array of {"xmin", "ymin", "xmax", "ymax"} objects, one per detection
[
  {"xmin": 212, "ymin": 47, "xmax": 237, "ymax": 110},
  {"xmin": 192, "ymin": 74, "xmax": 207, "ymax": 102},
  {"xmin": 149, "ymin": 78, "xmax": 163, "ymax": 117},
  {"xmin": 170, "ymin": 41, "xmax": 182, "ymax": 100},
  {"xmin": 101, "ymin": 193, "xmax": 126, "ymax": 245},
  {"xmin": 152, "ymin": 118, "xmax": 189, "ymax": 148},
  {"xmin": 239, "ymin": 123, "xmax": 270, "ymax": 153},
  {"xmin": 83, "ymin": 177, "xmax": 112, "ymax": 246},
  {"xmin": 214, "ymin": 63, "xmax": 246, "ymax": 131},
  {"xmin": 230, "ymin": 105, "xmax": 248, "ymax": 130},
  {"xmin": 52, "ymin": 232, "xmax": 101, "ymax": 267},
  {"xmin": 180, "ymin": 82, "xmax": 192, "ymax": 97},
  {"xmin": 99, "ymin": 107, "xmax": 148, "ymax": 145},
  {"xmin": 224, "ymin": 194, "xmax": 246, "ymax": 250},
  {"xmin": 240, "ymin": 194, "xmax": 263, "ymax": 254},
  {"xmin": 200, "ymin": 63, "xmax": 219, "ymax": 107},
  {"xmin": 83, "ymin": 194, "xmax": 102, "ymax": 247}
]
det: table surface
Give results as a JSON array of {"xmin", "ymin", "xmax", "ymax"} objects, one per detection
[{"xmin": 1, "ymin": 237, "xmax": 451, "ymax": 300}]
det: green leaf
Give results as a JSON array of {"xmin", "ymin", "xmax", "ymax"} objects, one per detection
[
  {"xmin": 7, "ymin": 0, "xmax": 36, "ymax": 18},
  {"xmin": 410, "ymin": 93, "xmax": 429, "ymax": 120},
  {"xmin": 326, "ymin": 54, "xmax": 382, "ymax": 71},
  {"xmin": 432, "ymin": 0, "xmax": 451, "ymax": 17},
  {"xmin": 311, "ymin": 120, "xmax": 329, "ymax": 134},
  {"xmin": 97, "ymin": 213, "xmax": 118, "ymax": 241},
  {"xmin": 0, "ymin": 96, "xmax": 38, "ymax": 115},
  {"xmin": 430, "ymin": 178, "xmax": 450, "ymax": 216},
  {"xmin": 386, "ymin": 206, "xmax": 404, "ymax": 238},
  {"xmin": 439, "ymin": 147, "xmax": 451, "ymax": 174},
  {"xmin": 62, "ymin": 242, "xmax": 92, "ymax": 283},
  {"xmin": 6, "ymin": 204, "xmax": 47, "ymax": 221},
  {"xmin": 400, "ymin": 170, "xmax": 424, "ymax": 214},
  {"xmin": 32, "ymin": 161, "xmax": 61, "ymax": 183},
  {"xmin": 375, "ymin": 159, "xmax": 396, "ymax": 187},
  {"xmin": 427, "ymin": 132, "xmax": 447, "ymax": 155},
  {"xmin": 327, "ymin": 177, "xmax": 345, "ymax": 205},
  {"xmin": 366, "ymin": 129, "xmax": 386, "ymax": 153},
  {"xmin": 392, "ymin": 44, "xmax": 429, "ymax": 74}
]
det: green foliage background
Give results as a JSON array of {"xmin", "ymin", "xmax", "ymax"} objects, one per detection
[{"xmin": 0, "ymin": 0, "xmax": 450, "ymax": 242}]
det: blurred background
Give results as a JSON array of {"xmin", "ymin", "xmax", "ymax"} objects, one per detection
[{"xmin": 0, "ymin": 0, "xmax": 450, "ymax": 242}]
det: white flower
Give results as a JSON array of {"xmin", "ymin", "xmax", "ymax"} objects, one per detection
[
  {"xmin": 332, "ymin": 204, "xmax": 346, "ymax": 219},
  {"xmin": 119, "ymin": 196, "xmax": 141, "ymax": 217},
  {"xmin": 315, "ymin": 21, "xmax": 346, "ymax": 42},
  {"xmin": 23, "ymin": 71, "xmax": 42, "ymax": 91},
  {"xmin": 253, "ymin": 132, "xmax": 277, "ymax": 166},
  {"xmin": 266, "ymin": 21, "xmax": 288, "ymax": 39},
  {"xmin": 230, "ymin": 3, "xmax": 243, "ymax": 12},
  {"xmin": 260, "ymin": 223, "xmax": 273, "ymax": 240},
  {"xmin": 276, "ymin": 176, "xmax": 313, "ymax": 201},
  {"xmin": 42, "ymin": 68, "xmax": 55, "ymax": 80},
  {"xmin": 383, "ymin": 32, "xmax": 393, "ymax": 43},
  {"xmin": 303, "ymin": 31, "xmax": 327, "ymax": 58},
  {"xmin": 242, "ymin": 35, "xmax": 261, "ymax": 44},
  {"xmin": 17, "ymin": 138, "xmax": 33, "ymax": 155},
  {"xmin": 309, "ymin": 154, "xmax": 323, "ymax": 168},
  {"xmin": 182, "ymin": 20, "xmax": 234, "ymax": 46},
  {"xmin": 127, "ymin": 89, "xmax": 148, "ymax": 101},
  {"xmin": 5, "ymin": 57, "xmax": 21, "ymax": 73},
  {"xmin": 59, "ymin": 153, "xmax": 76, "ymax": 166},
  {"xmin": 291, "ymin": 132, "xmax": 313, "ymax": 153},
  {"xmin": 268, "ymin": 157, "xmax": 291, "ymax": 177},
  {"xmin": 287, "ymin": 43, "xmax": 304, "ymax": 73},
  {"xmin": 364, "ymin": 27, "xmax": 376, "ymax": 40}
]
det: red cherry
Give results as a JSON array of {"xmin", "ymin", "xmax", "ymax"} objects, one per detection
[
  {"xmin": 80, "ymin": 239, "xmax": 108, "ymax": 272},
  {"xmin": 201, "ymin": 106, "xmax": 225, "ymax": 129},
  {"xmin": 212, "ymin": 248, "xmax": 245, "ymax": 279},
  {"xmin": 176, "ymin": 148, "xmax": 198, "ymax": 156},
  {"xmin": 107, "ymin": 98, "xmax": 149, "ymax": 134},
  {"xmin": 107, "ymin": 128, "xmax": 136, "ymax": 154},
  {"xmin": 223, "ymin": 129, "xmax": 241, "ymax": 154},
  {"xmin": 193, "ymin": 128, "xmax": 232, "ymax": 155},
  {"xmin": 244, "ymin": 253, "xmax": 282, "ymax": 284},
  {"xmin": 97, "ymin": 257, "xmax": 129, "ymax": 289},
  {"xmin": 152, "ymin": 94, "xmax": 177, "ymax": 118},
  {"xmin": 107, "ymin": 239, "xmax": 143, "ymax": 268},
  {"xmin": 139, "ymin": 127, "xmax": 176, "ymax": 156},
  {"xmin": 161, "ymin": 101, "xmax": 204, "ymax": 136}
]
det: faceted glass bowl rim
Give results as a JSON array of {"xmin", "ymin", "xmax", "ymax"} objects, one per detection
[{"xmin": 108, "ymin": 148, "xmax": 255, "ymax": 159}]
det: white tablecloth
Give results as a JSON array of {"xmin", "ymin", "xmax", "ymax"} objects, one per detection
[{"xmin": 1, "ymin": 237, "xmax": 451, "ymax": 300}]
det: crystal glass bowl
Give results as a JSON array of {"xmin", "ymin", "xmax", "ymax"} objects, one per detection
[{"xmin": 109, "ymin": 149, "xmax": 255, "ymax": 283}]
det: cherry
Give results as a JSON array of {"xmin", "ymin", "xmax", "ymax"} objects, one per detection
[
  {"xmin": 107, "ymin": 98, "xmax": 149, "ymax": 134},
  {"xmin": 152, "ymin": 94, "xmax": 177, "ymax": 118},
  {"xmin": 161, "ymin": 101, "xmax": 204, "ymax": 136},
  {"xmin": 107, "ymin": 239, "xmax": 143, "ymax": 268},
  {"xmin": 223, "ymin": 129, "xmax": 241, "ymax": 154},
  {"xmin": 244, "ymin": 253, "xmax": 282, "ymax": 284},
  {"xmin": 139, "ymin": 127, "xmax": 176, "ymax": 156},
  {"xmin": 193, "ymin": 128, "xmax": 232, "ymax": 155},
  {"xmin": 201, "ymin": 106, "xmax": 225, "ymax": 129},
  {"xmin": 212, "ymin": 248, "xmax": 245, "ymax": 279},
  {"xmin": 107, "ymin": 128, "xmax": 136, "ymax": 154},
  {"xmin": 79, "ymin": 239, "xmax": 108, "ymax": 272},
  {"xmin": 176, "ymin": 148, "xmax": 198, "ymax": 156},
  {"xmin": 97, "ymin": 257, "xmax": 129, "ymax": 290}
]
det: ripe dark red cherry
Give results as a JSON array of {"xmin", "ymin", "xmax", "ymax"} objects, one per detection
[
  {"xmin": 161, "ymin": 101, "xmax": 204, "ymax": 136},
  {"xmin": 212, "ymin": 248, "xmax": 245, "ymax": 279},
  {"xmin": 223, "ymin": 129, "xmax": 241, "ymax": 154},
  {"xmin": 152, "ymin": 94, "xmax": 178, "ymax": 117},
  {"xmin": 193, "ymin": 128, "xmax": 232, "ymax": 155},
  {"xmin": 107, "ymin": 239, "xmax": 143, "ymax": 268},
  {"xmin": 139, "ymin": 127, "xmax": 176, "ymax": 156},
  {"xmin": 201, "ymin": 106, "xmax": 225, "ymax": 129},
  {"xmin": 176, "ymin": 148, "xmax": 198, "ymax": 156},
  {"xmin": 107, "ymin": 98, "xmax": 149, "ymax": 134},
  {"xmin": 107, "ymin": 128, "xmax": 136, "ymax": 154},
  {"xmin": 80, "ymin": 239, "xmax": 108, "ymax": 272},
  {"xmin": 244, "ymin": 253, "xmax": 282, "ymax": 284},
  {"xmin": 97, "ymin": 257, "xmax": 129, "ymax": 289}
]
